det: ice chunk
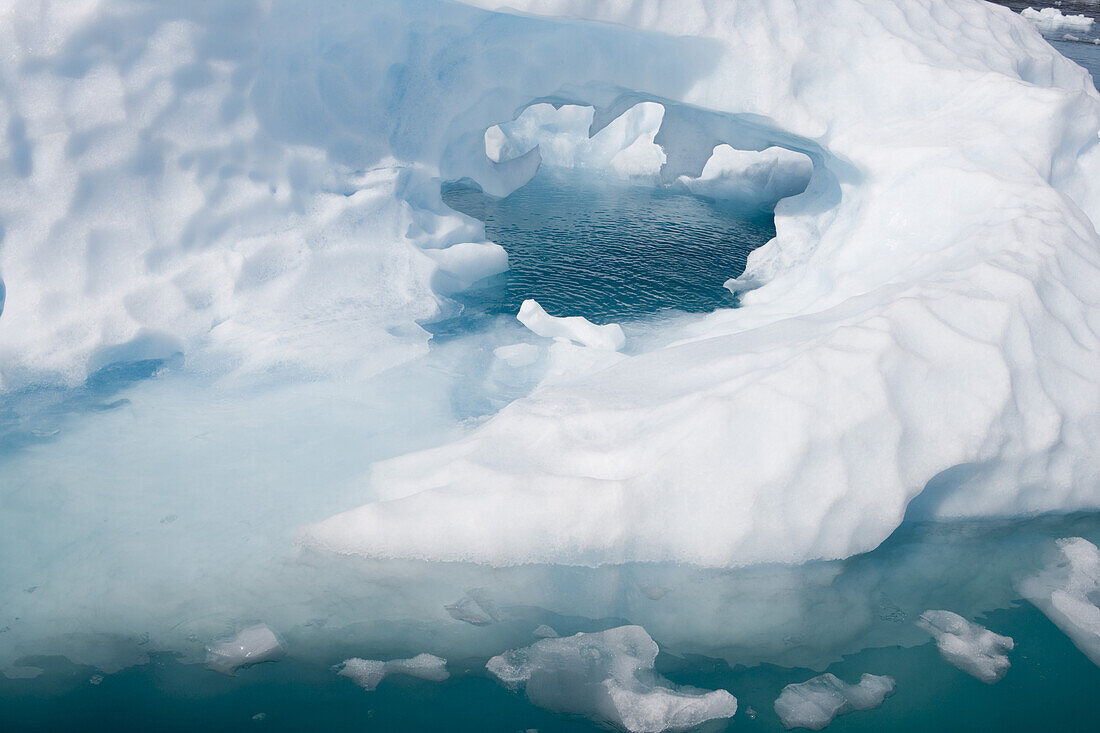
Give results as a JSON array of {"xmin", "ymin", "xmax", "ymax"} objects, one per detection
[
  {"xmin": 532, "ymin": 624, "xmax": 559, "ymax": 638},
  {"xmin": 916, "ymin": 610, "xmax": 1013, "ymax": 683},
  {"xmin": 773, "ymin": 673, "xmax": 895, "ymax": 730},
  {"xmin": 680, "ymin": 145, "xmax": 813, "ymax": 211},
  {"xmin": 205, "ymin": 624, "xmax": 285, "ymax": 675},
  {"xmin": 493, "ymin": 343, "xmax": 541, "ymax": 368},
  {"xmin": 483, "ymin": 102, "xmax": 665, "ymax": 177},
  {"xmin": 1021, "ymin": 8, "xmax": 1095, "ymax": 34},
  {"xmin": 1019, "ymin": 537, "xmax": 1100, "ymax": 666},
  {"xmin": 336, "ymin": 653, "xmax": 449, "ymax": 690},
  {"xmin": 486, "ymin": 625, "xmax": 736, "ymax": 733},
  {"xmin": 517, "ymin": 299, "xmax": 625, "ymax": 351}
]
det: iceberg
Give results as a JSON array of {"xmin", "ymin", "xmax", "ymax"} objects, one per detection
[
  {"xmin": 486, "ymin": 625, "xmax": 737, "ymax": 733},
  {"xmin": 335, "ymin": 653, "xmax": 449, "ymax": 690},
  {"xmin": 297, "ymin": 0, "xmax": 1100, "ymax": 567},
  {"xmin": 1021, "ymin": 8, "xmax": 1095, "ymax": 34},
  {"xmin": 916, "ymin": 610, "xmax": 1013, "ymax": 683},
  {"xmin": 1019, "ymin": 537, "xmax": 1100, "ymax": 666},
  {"xmin": 773, "ymin": 672, "xmax": 895, "ymax": 730}
]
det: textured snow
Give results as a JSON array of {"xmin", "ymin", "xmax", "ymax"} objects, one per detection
[
  {"xmin": 336, "ymin": 653, "xmax": 449, "ymax": 690},
  {"xmin": 486, "ymin": 625, "xmax": 737, "ymax": 733},
  {"xmin": 916, "ymin": 610, "xmax": 1013, "ymax": 683},
  {"xmin": 1019, "ymin": 537, "xmax": 1100, "ymax": 666},
  {"xmin": 680, "ymin": 145, "xmax": 813, "ymax": 211},
  {"xmin": 773, "ymin": 672, "xmax": 895, "ymax": 730},
  {"xmin": 205, "ymin": 624, "xmax": 285, "ymax": 675},
  {"xmin": 2, "ymin": 0, "xmax": 1100, "ymax": 574},
  {"xmin": 517, "ymin": 299, "xmax": 626, "ymax": 351},
  {"xmin": 1021, "ymin": 7, "xmax": 1095, "ymax": 33}
]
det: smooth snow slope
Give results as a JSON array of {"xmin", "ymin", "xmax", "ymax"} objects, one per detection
[{"xmin": 2, "ymin": 0, "xmax": 1100, "ymax": 568}]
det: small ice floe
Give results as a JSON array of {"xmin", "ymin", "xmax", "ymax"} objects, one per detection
[
  {"xmin": 487, "ymin": 625, "xmax": 737, "ymax": 733},
  {"xmin": 445, "ymin": 588, "xmax": 502, "ymax": 626},
  {"xmin": 532, "ymin": 624, "xmax": 559, "ymax": 638},
  {"xmin": 1019, "ymin": 536, "xmax": 1100, "ymax": 667},
  {"xmin": 517, "ymin": 299, "xmax": 625, "ymax": 351},
  {"xmin": 336, "ymin": 654, "xmax": 449, "ymax": 691},
  {"xmin": 773, "ymin": 673, "xmax": 894, "ymax": 730},
  {"xmin": 1020, "ymin": 7, "xmax": 1094, "ymax": 33},
  {"xmin": 205, "ymin": 624, "xmax": 285, "ymax": 675},
  {"xmin": 916, "ymin": 610, "xmax": 1013, "ymax": 683},
  {"xmin": 89, "ymin": 673, "xmax": 104, "ymax": 685}
]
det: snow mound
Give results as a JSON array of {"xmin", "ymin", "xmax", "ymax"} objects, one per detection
[
  {"xmin": 773, "ymin": 672, "xmax": 895, "ymax": 730},
  {"xmin": 486, "ymin": 625, "xmax": 737, "ymax": 733},
  {"xmin": 336, "ymin": 653, "xmax": 449, "ymax": 690},
  {"xmin": 680, "ymin": 145, "xmax": 812, "ymax": 211},
  {"xmin": 517, "ymin": 299, "xmax": 625, "ymax": 351},
  {"xmin": 1019, "ymin": 537, "xmax": 1100, "ymax": 666},
  {"xmin": 916, "ymin": 610, "xmax": 1013, "ymax": 683},
  {"xmin": 1021, "ymin": 8, "xmax": 1095, "ymax": 34},
  {"xmin": 205, "ymin": 624, "xmax": 285, "ymax": 675}
]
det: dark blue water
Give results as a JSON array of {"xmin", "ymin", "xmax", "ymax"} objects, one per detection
[{"xmin": 437, "ymin": 171, "xmax": 774, "ymax": 333}]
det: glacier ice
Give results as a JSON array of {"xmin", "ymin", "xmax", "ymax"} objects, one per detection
[
  {"xmin": 3, "ymin": 0, "xmax": 1100, "ymax": 692},
  {"xmin": 916, "ymin": 610, "xmax": 1013, "ymax": 683},
  {"xmin": 1019, "ymin": 537, "xmax": 1100, "ymax": 667},
  {"xmin": 336, "ymin": 653, "xmax": 449, "ymax": 690},
  {"xmin": 486, "ymin": 625, "xmax": 737, "ymax": 733},
  {"xmin": 516, "ymin": 299, "xmax": 626, "ymax": 351},
  {"xmin": 773, "ymin": 672, "xmax": 895, "ymax": 730},
  {"xmin": 1021, "ymin": 7, "xmax": 1095, "ymax": 34},
  {"xmin": 205, "ymin": 624, "xmax": 285, "ymax": 675}
]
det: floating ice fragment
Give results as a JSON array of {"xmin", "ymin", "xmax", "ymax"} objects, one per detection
[
  {"xmin": 336, "ymin": 653, "xmax": 449, "ymax": 690},
  {"xmin": 532, "ymin": 624, "xmax": 559, "ymax": 638},
  {"xmin": 1021, "ymin": 7, "xmax": 1095, "ymax": 33},
  {"xmin": 773, "ymin": 673, "xmax": 894, "ymax": 730},
  {"xmin": 1019, "ymin": 537, "xmax": 1100, "ymax": 667},
  {"xmin": 493, "ymin": 343, "xmax": 540, "ymax": 368},
  {"xmin": 680, "ymin": 145, "xmax": 812, "ymax": 211},
  {"xmin": 517, "ymin": 299, "xmax": 625, "ymax": 351},
  {"xmin": 486, "ymin": 625, "xmax": 737, "ymax": 733},
  {"xmin": 916, "ymin": 610, "xmax": 1013, "ymax": 683},
  {"xmin": 205, "ymin": 624, "xmax": 285, "ymax": 675}
]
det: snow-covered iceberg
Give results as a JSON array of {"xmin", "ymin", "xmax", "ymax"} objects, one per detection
[{"xmin": 3, "ymin": 0, "xmax": 1100, "ymax": 575}]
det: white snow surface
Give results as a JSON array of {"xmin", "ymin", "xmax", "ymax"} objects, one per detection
[
  {"xmin": 916, "ymin": 610, "xmax": 1013, "ymax": 683},
  {"xmin": 773, "ymin": 672, "xmax": 895, "ymax": 730},
  {"xmin": 1019, "ymin": 537, "xmax": 1100, "ymax": 666},
  {"xmin": 517, "ymin": 299, "xmax": 626, "ymax": 351},
  {"xmin": 1021, "ymin": 7, "xmax": 1096, "ymax": 33},
  {"xmin": 2, "ymin": 0, "xmax": 1100, "ymax": 570},
  {"xmin": 336, "ymin": 653, "xmax": 449, "ymax": 690},
  {"xmin": 205, "ymin": 624, "xmax": 285, "ymax": 675},
  {"xmin": 486, "ymin": 625, "xmax": 737, "ymax": 733}
]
